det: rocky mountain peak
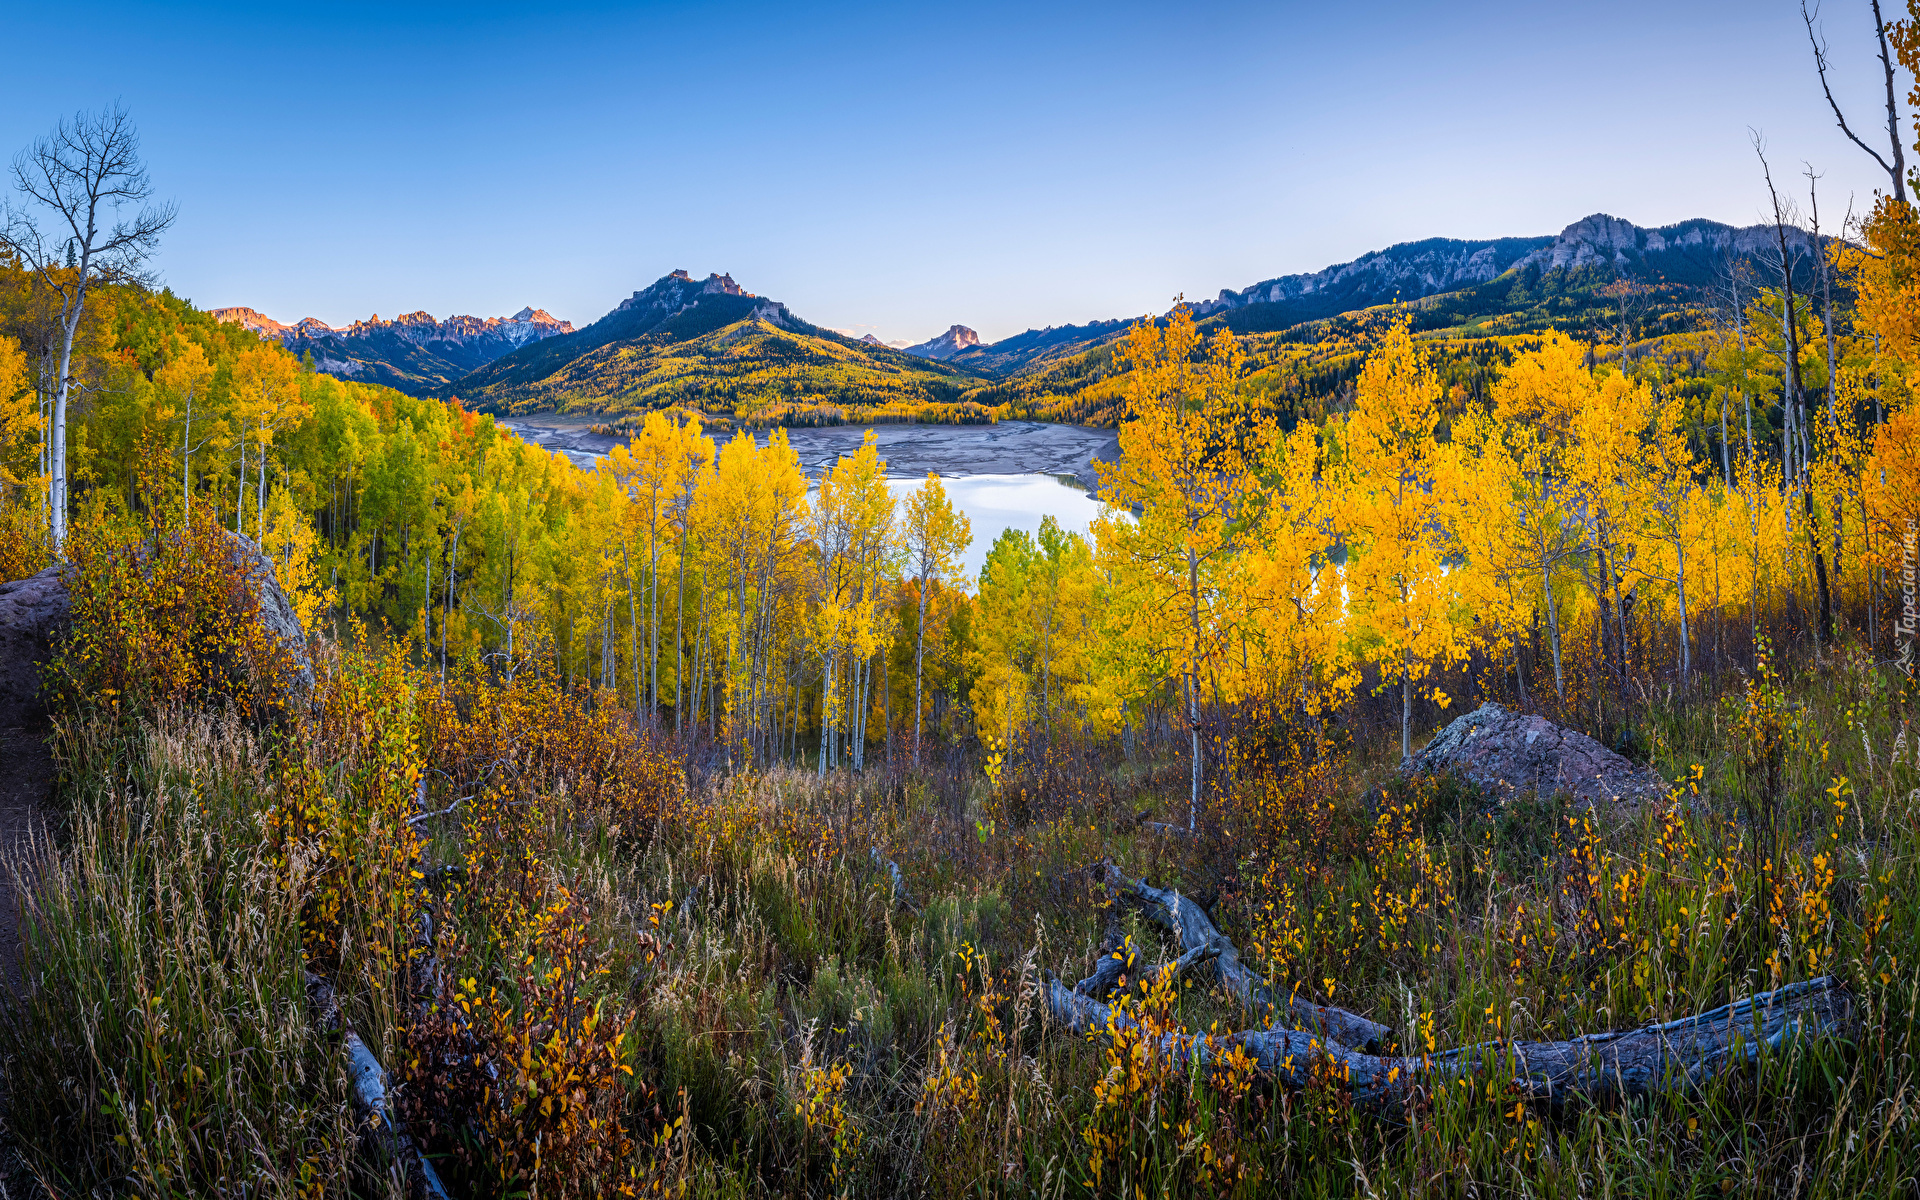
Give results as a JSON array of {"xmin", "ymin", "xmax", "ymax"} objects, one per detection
[
  {"xmin": 210, "ymin": 307, "xmax": 291, "ymax": 337},
  {"xmin": 902, "ymin": 324, "xmax": 981, "ymax": 361},
  {"xmin": 212, "ymin": 302, "xmax": 576, "ymax": 394}
]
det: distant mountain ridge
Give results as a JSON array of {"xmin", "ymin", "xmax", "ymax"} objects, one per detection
[
  {"xmin": 1188, "ymin": 212, "xmax": 1818, "ymax": 334},
  {"xmin": 212, "ymin": 304, "xmax": 574, "ymax": 393},
  {"xmin": 900, "ymin": 213, "xmax": 1822, "ymax": 375},
  {"xmin": 228, "ymin": 212, "xmax": 1825, "ymax": 414},
  {"xmin": 447, "ymin": 269, "xmax": 983, "ymax": 414}
]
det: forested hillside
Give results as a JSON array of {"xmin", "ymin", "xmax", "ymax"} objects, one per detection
[
  {"xmin": 3, "ymin": 32, "xmax": 1920, "ymax": 1196},
  {"xmin": 446, "ymin": 270, "xmax": 989, "ymax": 422}
]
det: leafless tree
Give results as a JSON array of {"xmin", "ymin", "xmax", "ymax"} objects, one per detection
[
  {"xmin": 1803, "ymin": 0, "xmax": 1908, "ymax": 203},
  {"xmin": 0, "ymin": 103, "xmax": 175, "ymax": 550},
  {"xmin": 1757, "ymin": 137, "xmax": 1836, "ymax": 648}
]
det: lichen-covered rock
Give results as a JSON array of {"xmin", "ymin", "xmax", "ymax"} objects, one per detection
[
  {"xmin": 0, "ymin": 567, "xmax": 70, "ymax": 728},
  {"xmin": 225, "ymin": 533, "xmax": 314, "ymax": 699},
  {"xmin": 1405, "ymin": 702, "xmax": 1667, "ymax": 807}
]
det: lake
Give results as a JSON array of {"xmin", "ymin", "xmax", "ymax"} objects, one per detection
[
  {"xmin": 497, "ymin": 416, "xmax": 1126, "ymax": 582},
  {"xmin": 886, "ymin": 472, "xmax": 1114, "ymax": 582}
]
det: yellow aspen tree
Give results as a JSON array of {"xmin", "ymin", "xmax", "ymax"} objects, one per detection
[
  {"xmin": 1097, "ymin": 306, "xmax": 1266, "ymax": 828},
  {"xmin": 261, "ymin": 484, "xmax": 333, "ymax": 632},
  {"xmin": 1623, "ymin": 387, "xmax": 1704, "ymax": 682},
  {"xmin": 1028, "ymin": 516, "xmax": 1098, "ymax": 738},
  {"xmin": 808, "ymin": 431, "xmax": 892, "ymax": 773},
  {"xmin": 605, "ymin": 411, "xmax": 706, "ymax": 717},
  {"xmin": 668, "ymin": 419, "xmax": 716, "ymax": 730},
  {"xmin": 1337, "ymin": 319, "xmax": 1470, "ymax": 763},
  {"xmin": 901, "ymin": 473, "xmax": 971, "ymax": 764},
  {"xmin": 152, "ymin": 340, "xmax": 217, "ymax": 520},
  {"xmin": 228, "ymin": 345, "xmax": 305, "ymax": 537},
  {"xmin": 1240, "ymin": 422, "xmax": 1344, "ymax": 710},
  {"xmin": 1464, "ymin": 332, "xmax": 1598, "ymax": 702},
  {"xmin": 1563, "ymin": 370, "xmax": 1655, "ymax": 686},
  {"xmin": 971, "ymin": 527, "xmax": 1037, "ymax": 751},
  {"xmin": 696, "ymin": 428, "xmax": 803, "ymax": 760},
  {"xmin": 0, "ymin": 334, "xmax": 42, "ymax": 505}
]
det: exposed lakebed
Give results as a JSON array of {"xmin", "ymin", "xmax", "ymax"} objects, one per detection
[{"xmin": 497, "ymin": 416, "xmax": 1124, "ymax": 579}]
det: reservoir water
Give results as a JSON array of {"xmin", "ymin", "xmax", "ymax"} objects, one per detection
[
  {"xmin": 498, "ymin": 416, "xmax": 1125, "ymax": 584},
  {"xmin": 885, "ymin": 473, "xmax": 1112, "ymax": 582}
]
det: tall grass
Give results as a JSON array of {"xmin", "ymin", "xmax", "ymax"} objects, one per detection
[
  {"xmin": 0, "ymin": 709, "xmax": 361, "ymax": 1197},
  {"xmin": 3, "ymin": 508, "xmax": 1916, "ymax": 1195}
]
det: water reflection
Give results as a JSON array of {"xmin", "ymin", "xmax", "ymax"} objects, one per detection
[{"xmin": 885, "ymin": 473, "xmax": 1115, "ymax": 582}]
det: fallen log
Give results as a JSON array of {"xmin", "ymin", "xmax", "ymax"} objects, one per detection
[
  {"xmin": 1104, "ymin": 864, "xmax": 1391, "ymax": 1050},
  {"xmin": 869, "ymin": 847, "xmax": 917, "ymax": 912},
  {"xmin": 1073, "ymin": 925, "xmax": 1218, "ymax": 1001},
  {"xmin": 1045, "ymin": 972, "xmax": 1855, "ymax": 1107},
  {"xmin": 308, "ymin": 972, "xmax": 456, "ymax": 1199}
]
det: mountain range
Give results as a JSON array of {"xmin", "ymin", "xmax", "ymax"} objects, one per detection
[
  {"xmin": 215, "ymin": 212, "xmax": 1821, "ymax": 419},
  {"xmin": 211, "ymin": 305, "xmax": 574, "ymax": 393}
]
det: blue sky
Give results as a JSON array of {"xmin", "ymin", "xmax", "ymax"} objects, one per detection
[{"xmin": 2, "ymin": 1, "xmax": 1903, "ymax": 343}]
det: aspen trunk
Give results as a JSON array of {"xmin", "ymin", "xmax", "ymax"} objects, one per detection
[{"xmin": 914, "ymin": 575, "xmax": 930, "ymax": 766}]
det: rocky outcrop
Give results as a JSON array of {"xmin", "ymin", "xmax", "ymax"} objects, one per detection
[
  {"xmin": 1405, "ymin": 702, "xmax": 1667, "ymax": 807},
  {"xmin": 0, "ymin": 567, "xmax": 70, "ymax": 728},
  {"xmin": 1505, "ymin": 213, "xmax": 1816, "ymax": 276},
  {"xmin": 227, "ymin": 534, "xmax": 314, "ymax": 699},
  {"xmin": 209, "ymin": 306, "xmax": 292, "ymax": 338},
  {"xmin": 0, "ymin": 533, "xmax": 311, "ymax": 727},
  {"xmin": 903, "ymin": 324, "xmax": 981, "ymax": 361}
]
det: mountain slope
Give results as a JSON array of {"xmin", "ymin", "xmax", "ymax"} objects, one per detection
[
  {"xmin": 948, "ymin": 213, "xmax": 1820, "ymax": 379},
  {"xmin": 213, "ymin": 305, "xmax": 573, "ymax": 393},
  {"xmin": 954, "ymin": 213, "xmax": 1828, "ymax": 423},
  {"xmin": 449, "ymin": 270, "xmax": 987, "ymax": 415}
]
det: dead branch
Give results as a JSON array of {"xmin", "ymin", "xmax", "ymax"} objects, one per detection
[
  {"xmin": 306, "ymin": 973, "xmax": 456, "ymax": 1199},
  {"xmin": 869, "ymin": 847, "xmax": 917, "ymax": 912},
  {"xmin": 1045, "ymin": 972, "xmax": 1854, "ymax": 1107},
  {"xmin": 1104, "ymin": 863, "xmax": 1392, "ymax": 1050}
]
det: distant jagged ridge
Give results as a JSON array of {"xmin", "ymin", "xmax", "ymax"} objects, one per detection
[{"xmin": 212, "ymin": 305, "xmax": 574, "ymax": 394}]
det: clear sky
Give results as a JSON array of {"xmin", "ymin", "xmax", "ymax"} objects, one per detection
[{"xmin": 1, "ymin": 1, "xmax": 1903, "ymax": 344}]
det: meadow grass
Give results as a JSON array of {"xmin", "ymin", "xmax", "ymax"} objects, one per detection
[{"xmin": 1, "ymin": 628, "xmax": 1915, "ymax": 1197}]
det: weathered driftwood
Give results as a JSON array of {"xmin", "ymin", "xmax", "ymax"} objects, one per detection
[
  {"xmin": 1105, "ymin": 864, "xmax": 1391, "ymax": 1050},
  {"xmin": 307, "ymin": 973, "xmax": 456, "ymax": 1199},
  {"xmin": 1045, "ymin": 972, "xmax": 1855, "ymax": 1107}
]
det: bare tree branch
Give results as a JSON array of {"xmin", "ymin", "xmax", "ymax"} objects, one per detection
[{"xmin": 1803, "ymin": 0, "xmax": 1908, "ymax": 203}]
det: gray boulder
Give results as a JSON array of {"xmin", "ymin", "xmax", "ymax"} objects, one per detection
[
  {"xmin": 226, "ymin": 534, "xmax": 315, "ymax": 699},
  {"xmin": 0, "ymin": 531, "xmax": 312, "ymax": 726},
  {"xmin": 0, "ymin": 567, "xmax": 70, "ymax": 728},
  {"xmin": 1405, "ymin": 702, "xmax": 1668, "ymax": 807}
]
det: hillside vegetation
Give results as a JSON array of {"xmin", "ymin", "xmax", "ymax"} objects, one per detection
[
  {"xmin": 448, "ymin": 272, "xmax": 987, "ymax": 423},
  {"xmin": 1, "ymin": 167, "xmax": 1919, "ymax": 1195}
]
